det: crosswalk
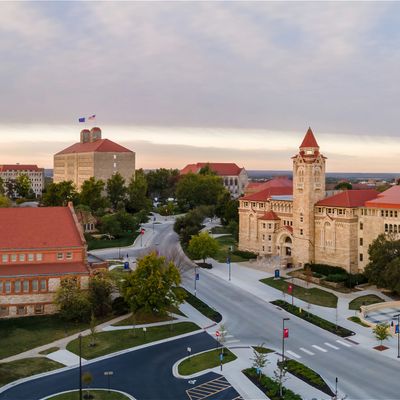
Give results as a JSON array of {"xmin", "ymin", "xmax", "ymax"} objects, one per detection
[
  {"xmin": 287, "ymin": 339, "xmax": 353, "ymax": 359},
  {"xmin": 209, "ymin": 329, "xmax": 241, "ymax": 346}
]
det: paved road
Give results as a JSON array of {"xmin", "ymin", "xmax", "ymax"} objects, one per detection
[{"xmin": 0, "ymin": 333, "xmax": 241, "ymax": 400}]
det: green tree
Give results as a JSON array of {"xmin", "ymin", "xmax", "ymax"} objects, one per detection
[
  {"xmin": 99, "ymin": 214, "xmax": 123, "ymax": 238},
  {"xmin": 251, "ymin": 343, "xmax": 269, "ymax": 381},
  {"xmin": 199, "ymin": 164, "xmax": 217, "ymax": 175},
  {"xmin": 146, "ymin": 168, "xmax": 179, "ymax": 201},
  {"xmin": 41, "ymin": 181, "xmax": 78, "ymax": 206},
  {"xmin": 188, "ymin": 232, "xmax": 219, "ymax": 264},
  {"xmin": 88, "ymin": 272, "xmax": 113, "ymax": 317},
  {"xmin": 0, "ymin": 196, "xmax": 11, "ymax": 207},
  {"xmin": 0, "ymin": 177, "xmax": 4, "ymax": 196},
  {"xmin": 121, "ymin": 252, "xmax": 185, "ymax": 315},
  {"xmin": 4, "ymin": 179, "xmax": 16, "ymax": 199},
  {"xmin": 80, "ymin": 177, "xmax": 108, "ymax": 212},
  {"xmin": 126, "ymin": 170, "xmax": 152, "ymax": 213},
  {"xmin": 373, "ymin": 323, "xmax": 391, "ymax": 348},
  {"xmin": 55, "ymin": 277, "xmax": 91, "ymax": 322},
  {"xmin": 365, "ymin": 234, "xmax": 400, "ymax": 291},
  {"xmin": 334, "ymin": 181, "xmax": 352, "ymax": 190},
  {"xmin": 82, "ymin": 371, "xmax": 93, "ymax": 399},
  {"xmin": 106, "ymin": 172, "xmax": 126, "ymax": 210},
  {"xmin": 15, "ymin": 174, "xmax": 32, "ymax": 198}
]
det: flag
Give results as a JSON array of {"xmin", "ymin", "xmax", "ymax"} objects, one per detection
[
  {"xmin": 78, "ymin": 117, "xmax": 85, "ymax": 123},
  {"xmin": 283, "ymin": 328, "xmax": 289, "ymax": 338},
  {"xmin": 88, "ymin": 114, "xmax": 96, "ymax": 120}
]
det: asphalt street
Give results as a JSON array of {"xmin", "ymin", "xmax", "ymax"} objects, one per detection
[{"xmin": 0, "ymin": 332, "xmax": 241, "ymax": 400}]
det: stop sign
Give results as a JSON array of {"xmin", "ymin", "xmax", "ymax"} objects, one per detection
[{"xmin": 215, "ymin": 330, "xmax": 220, "ymax": 337}]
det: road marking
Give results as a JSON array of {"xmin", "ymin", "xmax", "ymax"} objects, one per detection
[
  {"xmin": 336, "ymin": 340, "xmax": 352, "ymax": 348},
  {"xmin": 312, "ymin": 345, "xmax": 327, "ymax": 352},
  {"xmin": 186, "ymin": 376, "xmax": 232, "ymax": 400},
  {"xmin": 299, "ymin": 347, "xmax": 314, "ymax": 355},
  {"xmin": 225, "ymin": 334, "xmax": 234, "ymax": 338},
  {"xmin": 225, "ymin": 339, "xmax": 240, "ymax": 344},
  {"xmin": 286, "ymin": 350, "xmax": 301, "ymax": 359},
  {"xmin": 325, "ymin": 342, "xmax": 339, "ymax": 350}
]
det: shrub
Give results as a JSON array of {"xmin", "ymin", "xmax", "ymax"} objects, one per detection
[
  {"xmin": 232, "ymin": 250, "xmax": 257, "ymax": 259},
  {"xmin": 112, "ymin": 297, "xmax": 130, "ymax": 315},
  {"xmin": 324, "ymin": 274, "xmax": 347, "ymax": 283},
  {"xmin": 306, "ymin": 263, "xmax": 346, "ymax": 276}
]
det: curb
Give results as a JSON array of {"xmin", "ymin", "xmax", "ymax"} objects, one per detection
[{"xmin": 41, "ymin": 388, "xmax": 137, "ymax": 400}]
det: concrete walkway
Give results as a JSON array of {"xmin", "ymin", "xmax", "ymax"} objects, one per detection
[{"xmin": 46, "ymin": 349, "xmax": 85, "ymax": 366}]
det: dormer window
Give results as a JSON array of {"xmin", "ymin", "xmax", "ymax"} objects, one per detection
[{"xmin": 306, "ymin": 149, "xmax": 313, "ymax": 155}]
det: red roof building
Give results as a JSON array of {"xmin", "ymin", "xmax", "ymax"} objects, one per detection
[
  {"xmin": 0, "ymin": 204, "xmax": 95, "ymax": 319},
  {"xmin": 316, "ymin": 190, "xmax": 379, "ymax": 208},
  {"xmin": 365, "ymin": 186, "xmax": 400, "ymax": 209}
]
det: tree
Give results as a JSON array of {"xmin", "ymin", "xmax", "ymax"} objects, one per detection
[
  {"xmin": 0, "ymin": 177, "xmax": 4, "ymax": 196},
  {"xmin": 99, "ymin": 210, "xmax": 139, "ymax": 238},
  {"xmin": 121, "ymin": 252, "xmax": 185, "ymax": 315},
  {"xmin": 304, "ymin": 265, "xmax": 313, "ymax": 288},
  {"xmin": 88, "ymin": 271, "xmax": 113, "ymax": 317},
  {"xmin": 41, "ymin": 181, "xmax": 78, "ymax": 206},
  {"xmin": 146, "ymin": 168, "xmax": 179, "ymax": 201},
  {"xmin": 0, "ymin": 196, "xmax": 11, "ymax": 208},
  {"xmin": 4, "ymin": 179, "xmax": 16, "ymax": 199},
  {"xmin": 15, "ymin": 173, "xmax": 32, "ymax": 198},
  {"xmin": 126, "ymin": 170, "xmax": 151, "ymax": 213},
  {"xmin": 334, "ymin": 182, "xmax": 352, "ymax": 190},
  {"xmin": 80, "ymin": 177, "xmax": 108, "ymax": 212},
  {"xmin": 188, "ymin": 232, "xmax": 219, "ymax": 264},
  {"xmin": 199, "ymin": 164, "xmax": 217, "ymax": 176},
  {"xmin": 106, "ymin": 172, "xmax": 126, "ymax": 210},
  {"xmin": 251, "ymin": 343, "xmax": 269, "ymax": 381},
  {"xmin": 82, "ymin": 371, "xmax": 93, "ymax": 399},
  {"xmin": 373, "ymin": 323, "xmax": 391, "ymax": 348},
  {"xmin": 55, "ymin": 277, "xmax": 91, "ymax": 322}
]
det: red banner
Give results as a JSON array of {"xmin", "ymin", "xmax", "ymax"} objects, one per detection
[
  {"xmin": 283, "ymin": 328, "xmax": 289, "ymax": 338},
  {"xmin": 288, "ymin": 284, "xmax": 293, "ymax": 294}
]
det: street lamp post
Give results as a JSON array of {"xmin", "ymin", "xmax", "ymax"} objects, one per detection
[
  {"xmin": 334, "ymin": 376, "xmax": 338, "ymax": 400},
  {"xmin": 187, "ymin": 346, "xmax": 191, "ymax": 362},
  {"xmin": 280, "ymin": 318, "xmax": 290, "ymax": 398},
  {"xmin": 394, "ymin": 313, "xmax": 400, "ymax": 358},
  {"xmin": 227, "ymin": 245, "xmax": 232, "ymax": 281},
  {"xmin": 194, "ymin": 265, "xmax": 197, "ymax": 297},
  {"xmin": 79, "ymin": 334, "xmax": 82, "ymax": 400},
  {"xmin": 143, "ymin": 327, "xmax": 147, "ymax": 341}
]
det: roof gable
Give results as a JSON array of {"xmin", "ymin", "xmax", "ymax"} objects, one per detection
[
  {"xmin": 56, "ymin": 139, "xmax": 133, "ymax": 155},
  {"xmin": 180, "ymin": 162, "xmax": 243, "ymax": 176},
  {"xmin": 317, "ymin": 190, "xmax": 379, "ymax": 208},
  {"xmin": 365, "ymin": 186, "xmax": 400, "ymax": 209}
]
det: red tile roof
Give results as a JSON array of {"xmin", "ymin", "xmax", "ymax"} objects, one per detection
[
  {"xmin": 0, "ymin": 207, "xmax": 84, "ymax": 249},
  {"xmin": 259, "ymin": 211, "xmax": 280, "ymax": 220},
  {"xmin": 56, "ymin": 139, "xmax": 133, "ymax": 155},
  {"xmin": 365, "ymin": 186, "xmax": 400, "ymax": 209},
  {"xmin": 300, "ymin": 127, "xmax": 319, "ymax": 148},
  {"xmin": 180, "ymin": 163, "xmax": 243, "ymax": 176},
  {"xmin": 0, "ymin": 262, "xmax": 89, "ymax": 278},
  {"xmin": 241, "ymin": 186, "xmax": 293, "ymax": 201},
  {"xmin": 316, "ymin": 190, "xmax": 379, "ymax": 208},
  {"xmin": 0, "ymin": 164, "xmax": 43, "ymax": 172}
]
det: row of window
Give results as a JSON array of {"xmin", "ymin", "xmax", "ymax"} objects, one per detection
[
  {"xmin": 1, "ymin": 252, "xmax": 73, "ymax": 263},
  {"xmin": 0, "ymin": 304, "xmax": 44, "ymax": 317},
  {"xmin": 262, "ymin": 234, "xmax": 272, "ymax": 241},
  {"xmin": 384, "ymin": 224, "xmax": 400, "ymax": 234},
  {"xmin": 0, "ymin": 279, "xmax": 48, "ymax": 294},
  {"xmin": 283, "ymin": 220, "xmax": 293, "ymax": 226},
  {"xmin": 261, "ymin": 223, "xmax": 275, "ymax": 230}
]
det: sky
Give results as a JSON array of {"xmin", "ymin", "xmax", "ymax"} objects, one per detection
[{"xmin": 1, "ymin": 1, "xmax": 400, "ymax": 172}]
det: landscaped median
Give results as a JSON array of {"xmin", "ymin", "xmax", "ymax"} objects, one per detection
[
  {"xmin": 348, "ymin": 294, "xmax": 384, "ymax": 310},
  {"xmin": 0, "ymin": 358, "xmax": 63, "ymax": 387},
  {"xmin": 45, "ymin": 390, "xmax": 130, "ymax": 399},
  {"xmin": 261, "ymin": 277, "xmax": 338, "ymax": 308},
  {"xmin": 66, "ymin": 322, "xmax": 199, "ymax": 359},
  {"xmin": 271, "ymin": 300, "xmax": 354, "ymax": 337},
  {"xmin": 178, "ymin": 348, "xmax": 237, "ymax": 375}
]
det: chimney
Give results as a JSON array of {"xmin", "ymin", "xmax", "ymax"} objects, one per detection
[
  {"xmin": 80, "ymin": 129, "xmax": 91, "ymax": 143},
  {"xmin": 90, "ymin": 127, "xmax": 102, "ymax": 143}
]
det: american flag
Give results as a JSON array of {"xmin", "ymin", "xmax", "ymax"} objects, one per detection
[{"xmin": 88, "ymin": 114, "xmax": 96, "ymax": 120}]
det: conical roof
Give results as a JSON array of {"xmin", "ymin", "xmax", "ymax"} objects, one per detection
[{"xmin": 300, "ymin": 127, "xmax": 319, "ymax": 148}]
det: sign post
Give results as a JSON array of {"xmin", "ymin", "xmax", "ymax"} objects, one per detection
[
  {"xmin": 140, "ymin": 228, "xmax": 145, "ymax": 247},
  {"xmin": 215, "ymin": 330, "xmax": 220, "ymax": 350},
  {"xmin": 103, "ymin": 371, "xmax": 114, "ymax": 392},
  {"xmin": 288, "ymin": 283, "xmax": 293, "ymax": 306}
]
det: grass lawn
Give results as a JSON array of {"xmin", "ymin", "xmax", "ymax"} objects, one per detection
[
  {"xmin": 252, "ymin": 346, "xmax": 275, "ymax": 354},
  {"xmin": 261, "ymin": 277, "xmax": 338, "ymax": 308},
  {"xmin": 349, "ymin": 295, "xmax": 385, "ymax": 310},
  {"xmin": 39, "ymin": 347, "xmax": 60, "ymax": 355},
  {"xmin": 86, "ymin": 233, "xmax": 139, "ymax": 251},
  {"xmin": 113, "ymin": 306, "xmax": 184, "ymax": 326},
  {"xmin": 67, "ymin": 322, "xmax": 199, "ymax": 359},
  {"xmin": 348, "ymin": 316, "xmax": 370, "ymax": 327},
  {"xmin": 211, "ymin": 226, "xmax": 231, "ymax": 234},
  {"xmin": 0, "ymin": 358, "xmax": 63, "ymax": 387},
  {"xmin": 272, "ymin": 300, "xmax": 354, "ymax": 337},
  {"xmin": 178, "ymin": 348, "xmax": 237, "ymax": 375},
  {"xmin": 173, "ymin": 287, "xmax": 222, "ymax": 322},
  {"xmin": 47, "ymin": 390, "xmax": 129, "ymax": 400},
  {"xmin": 0, "ymin": 314, "xmax": 113, "ymax": 360}
]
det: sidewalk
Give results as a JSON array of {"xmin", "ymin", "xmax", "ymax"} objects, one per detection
[{"xmin": 204, "ymin": 258, "xmax": 400, "ymax": 362}]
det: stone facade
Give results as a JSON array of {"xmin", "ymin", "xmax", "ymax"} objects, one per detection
[
  {"xmin": 54, "ymin": 127, "xmax": 135, "ymax": 190},
  {"xmin": 239, "ymin": 128, "xmax": 398, "ymax": 273}
]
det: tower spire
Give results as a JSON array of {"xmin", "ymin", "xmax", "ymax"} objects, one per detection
[{"xmin": 300, "ymin": 127, "xmax": 319, "ymax": 149}]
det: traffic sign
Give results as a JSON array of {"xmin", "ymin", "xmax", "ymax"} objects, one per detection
[
  {"xmin": 124, "ymin": 261, "xmax": 129, "ymax": 270},
  {"xmin": 195, "ymin": 273, "xmax": 200, "ymax": 281},
  {"xmin": 140, "ymin": 228, "xmax": 145, "ymax": 235},
  {"xmin": 274, "ymin": 269, "xmax": 280, "ymax": 278},
  {"xmin": 283, "ymin": 328, "xmax": 289, "ymax": 339},
  {"xmin": 215, "ymin": 330, "xmax": 220, "ymax": 337},
  {"xmin": 288, "ymin": 284, "xmax": 293, "ymax": 294},
  {"xmin": 226, "ymin": 257, "xmax": 231, "ymax": 264},
  {"xmin": 396, "ymin": 324, "xmax": 399, "ymax": 334},
  {"xmin": 219, "ymin": 353, "xmax": 224, "ymax": 361}
]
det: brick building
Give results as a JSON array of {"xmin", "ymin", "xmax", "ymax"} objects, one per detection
[
  {"xmin": 53, "ymin": 127, "xmax": 135, "ymax": 190},
  {"xmin": 0, "ymin": 204, "xmax": 94, "ymax": 318}
]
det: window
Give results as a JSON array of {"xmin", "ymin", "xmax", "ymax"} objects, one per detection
[
  {"xmin": 66, "ymin": 252, "xmax": 73, "ymax": 260},
  {"xmin": 5, "ymin": 281, "xmax": 11, "ymax": 294},
  {"xmin": 385, "ymin": 223, "xmax": 389, "ymax": 233},
  {"xmin": 16, "ymin": 306, "xmax": 27, "ymax": 316},
  {"xmin": 386, "ymin": 210, "xmax": 389, "ymax": 217},
  {"xmin": 268, "ymin": 224, "xmax": 272, "ymax": 229},
  {"xmin": 36, "ymin": 253, "xmax": 43, "ymax": 261},
  {"xmin": 11, "ymin": 254, "xmax": 17, "ymax": 262},
  {"xmin": 32, "ymin": 280, "xmax": 38, "ymax": 291},
  {"xmin": 113, "ymin": 163, "xmax": 116, "ymax": 168},
  {"xmin": 244, "ymin": 202, "xmax": 248, "ymax": 207},
  {"xmin": 0, "ymin": 306, "xmax": 8, "ymax": 317},
  {"xmin": 19, "ymin": 254, "xmax": 25, "ymax": 262},
  {"xmin": 40, "ymin": 279, "xmax": 47, "ymax": 291},
  {"xmin": 23, "ymin": 280, "xmax": 29, "ymax": 293},
  {"xmin": 262, "ymin": 223, "xmax": 266, "ymax": 229},
  {"xmin": 262, "ymin": 234, "xmax": 265, "ymax": 240},
  {"xmin": 300, "ymin": 216, "xmax": 303, "ymax": 223},
  {"xmin": 268, "ymin": 235, "xmax": 272, "ymax": 241},
  {"xmin": 113, "ymin": 154, "xmax": 116, "ymax": 159},
  {"xmin": 360, "ymin": 238, "xmax": 363, "ymax": 246},
  {"xmin": 34, "ymin": 304, "xmax": 44, "ymax": 315},
  {"xmin": 57, "ymin": 253, "xmax": 63, "ymax": 260},
  {"xmin": 28, "ymin": 253, "xmax": 34, "ymax": 261},
  {"xmin": 268, "ymin": 246, "xmax": 272, "ymax": 252},
  {"xmin": 381, "ymin": 210, "xmax": 385, "ymax": 217},
  {"xmin": 359, "ymin": 253, "xmax": 363, "ymax": 262},
  {"xmin": 2, "ymin": 254, "xmax": 8, "ymax": 263},
  {"xmin": 14, "ymin": 281, "xmax": 21, "ymax": 293},
  {"xmin": 360, "ymin": 222, "xmax": 363, "ymax": 230},
  {"xmin": 300, "ymin": 229, "xmax": 303, "ymax": 235},
  {"xmin": 390, "ymin": 211, "xmax": 394, "ymax": 218}
]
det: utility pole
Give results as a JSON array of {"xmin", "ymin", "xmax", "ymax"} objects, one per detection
[
  {"xmin": 79, "ymin": 334, "xmax": 82, "ymax": 400},
  {"xmin": 280, "ymin": 318, "xmax": 290, "ymax": 398}
]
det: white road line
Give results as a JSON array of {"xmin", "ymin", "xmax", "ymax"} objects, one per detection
[
  {"xmin": 286, "ymin": 350, "xmax": 301, "ymax": 359},
  {"xmin": 312, "ymin": 345, "xmax": 327, "ymax": 352},
  {"xmin": 299, "ymin": 347, "xmax": 315, "ymax": 355},
  {"xmin": 336, "ymin": 340, "xmax": 351, "ymax": 348},
  {"xmin": 225, "ymin": 339, "xmax": 240, "ymax": 344},
  {"xmin": 325, "ymin": 342, "xmax": 340, "ymax": 350},
  {"xmin": 225, "ymin": 335, "xmax": 234, "ymax": 338}
]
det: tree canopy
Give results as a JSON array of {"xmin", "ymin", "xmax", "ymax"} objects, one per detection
[
  {"xmin": 126, "ymin": 170, "xmax": 152, "ymax": 213},
  {"xmin": 80, "ymin": 177, "xmax": 109, "ymax": 212},
  {"xmin": 41, "ymin": 181, "xmax": 78, "ymax": 206},
  {"xmin": 106, "ymin": 172, "xmax": 126, "ymax": 210},
  {"xmin": 146, "ymin": 168, "xmax": 179, "ymax": 201},
  {"xmin": 188, "ymin": 232, "xmax": 219, "ymax": 264},
  {"xmin": 121, "ymin": 252, "xmax": 185, "ymax": 314}
]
